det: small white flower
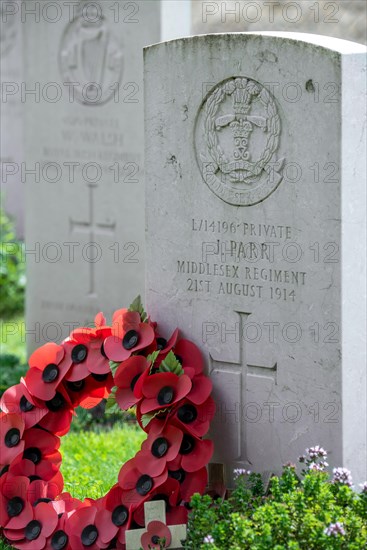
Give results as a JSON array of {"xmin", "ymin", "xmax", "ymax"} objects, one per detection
[
  {"xmin": 308, "ymin": 461, "xmax": 327, "ymax": 472},
  {"xmin": 324, "ymin": 522, "xmax": 346, "ymax": 537},
  {"xmin": 203, "ymin": 535, "xmax": 215, "ymax": 544},
  {"xmin": 233, "ymin": 468, "xmax": 251, "ymax": 479},
  {"xmin": 332, "ymin": 467, "xmax": 353, "ymax": 487},
  {"xmin": 359, "ymin": 481, "xmax": 367, "ymax": 493}
]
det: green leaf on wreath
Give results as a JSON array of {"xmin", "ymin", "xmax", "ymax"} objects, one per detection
[
  {"xmin": 158, "ymin": 351, "xmax": 183, "ymax": 376},
  {"xmin": 128, "ymin": 295, "xmax": 148, "ymax": 323},
  {"xmin": 109, "ymin": 361, "xmax": 120, "ymax": 376},
  {"xmin": 147, "ymin": 350, "xmax": 160, "ymax": 373},
  {"xmin": 141, "ymin": 407, "xmax": 171, "ymax": 428},
  {"xmin": 141, "ymin": 412, "xmax": 155, "ymax": 428}
]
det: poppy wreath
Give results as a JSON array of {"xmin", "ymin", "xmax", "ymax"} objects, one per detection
[{"xmin": 0, "ymin": 297, "xmax": 215, "ymax": 549}]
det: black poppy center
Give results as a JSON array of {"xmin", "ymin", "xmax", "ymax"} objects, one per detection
[
  {"xmin": 91, "ymin": 373, "xmax": 109, "ymax": 382},
  {"xmin": 7, "ymin": 496, "xmax": 24, "ymax": 517},
  {"xmin": 169, "ymin": 469, "xmax": 186, "ymax": 483},
  {"xmin": 51, "ymin": 530, "xmax": 69, "ymax": 550},
  {"xmin": 122, "ymin": 330, "xmax": 139, "ymax": 350},
  {"xmin": 42, "ymin": 363, "xmax": 59, "ymax": 383},
  {"xmin": 34, "ymin": 498, "xmax": 52, "ymax": 506},
  {"xmin": 25, "ymin": 520, "xmax": 42, "ymax": 541},
  {"xmin": 156, "ymin": 337, "xmax": 167, "ymax": 351},
  {"xmin": 71, "ymin": 344, "xmax": 88, "ymax": 364},
  {"xmin": 29, "ymin": 475, "xmax": 42, "ymax": 482},
  {"xmin": 81, "ymin": 525, "xmax": 99, "ymax": 546},
  {"xmin": 136, "ymin": 474, "xmax": 153, "ymax": 496},
  {"xmin": 0, "ymin": 465, "xmax": 9, "ymax": 477},
  {"xmin": 46, "ymin": 392, "xmax": 65, "ymax": 412},
  {"xmin": 5, "ymin": 428, "xmax": 20, "ymax": 448},
  {"xmin": 66, "ymin": 380, "xmax": 85, "ymax": 392},
  {"xmin": 180, "ymin": 435, "xmax": 196, "ymax": 455},
  {"xmin": 157, "ymin": 386, "xmax": 174, "ymax": 406},
  {"xmin": 100, "ymin": 342, "xmax": 107, "ymax": 358},
  {"xmin": 151, "ymin": 437, "xmax": 169, "ymax": 458},
  {"xmin": 20, "ymin": 395, "xmax": 35, "ymax": 412},
  {"xmin": 177, "ymin": 404, "xmax": 198, "ymax": 424},
  {"xmin": 112, "ymin": 505, "xmax": 129, "ymax": 527},
  {"xmin": 23, "ymin": 447, "xmax": 42, "ymax": 465},
  {"xmin": 130, "ymin": 374, "xmax": 140, "ymax": 391},
  {"xmin": 152, "ymin": 535, "xmax": 160, "ymax": 544}
]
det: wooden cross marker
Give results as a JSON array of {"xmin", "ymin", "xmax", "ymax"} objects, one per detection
[{"xmin": 125, "ymin": 501, "xmax": 187, "ymax": 550}]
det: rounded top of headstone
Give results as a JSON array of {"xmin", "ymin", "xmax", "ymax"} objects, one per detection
[{"xmin": 144, "ymin": 31, "xmax": 367, "ymax": 55}]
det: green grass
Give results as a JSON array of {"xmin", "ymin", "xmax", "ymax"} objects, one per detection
[
  {"xmin": 60, "ymin": 424, "xmax": 145, "ymax": 501},
  {"xmin": 0, "ymin": 316, "xmax": 26, "ymax": 363}
]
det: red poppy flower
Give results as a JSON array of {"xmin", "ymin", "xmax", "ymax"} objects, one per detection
[
  {"xmin": 135, "ymin": 425, "xmax": 183, "ymax": 477},
  {"xmin": 183, "ymin": 368, "xmax": 213, "ymax": 406},
  {"xmin": 63, "ymin": 373, "xmax": 112, "ymax": 410},
  {"xmin": 118, "ymin": 459, "xmax": 168, "ymax": 507},
  {"xmin": 167, "ymin": 435, "xmax": 214, "ymax": 473},
  {"xmin": 37, "ymin": 386, "xmax": 73, "ymax": 437},
  {"xmin": 168, "ymin": 467, "xmax": 208, "ymax": 502},
  {"xmin": 24, "ymin": 343, "xmax": 72, "ymax": 402},
  {"xmin": 0, "ymin": 413, "xmax": 25, "ymax": 468},
  {"xmin": 0, "ymin": 474, "xmax": 34, "ymax": 529},
  {"xmin": 101, "ymin": 485, "xmax": 132, "ymax": 545},
  {"xmin": 139, "ymin": 373, "xmax": 192, "ymax": 415},
  {"xmin": 174, "ymin": 339, "xmax": 204, "ymax": 375},
  {"xmin": 9, "ymin": 455, "xmax": 63, "ymax": 498},
  {"xmin": 44, "ymin": 512, "xmax": 71, "ymax": 550},
  {"xmin": 21, "ymin": 428, "xmax": 61, "ymax": 477},
  {"xmin": 172, "ymin": 397, "xmax": 216, "ymax": 438},
  {"xmin": 147, "ymin": 397, "xmax": 216, "ymax": 439},
  {"xmin": 0, "ymin": 384, "xmax": 47, "ymax": 431},
  {"xmin": 141, "ymin": 520, "xmax": 171, "ymax": 550},
  {"xmin": 66, "ymin": 506, "xmax": 111, "ymax": 550},
  {"xmin": 53, "ymin": 493, "xmax": 84, "ymax": 514},
  {"xmin": 4, "ymin": 501, "xmax": 59, "ymax": 549},
  {"xmin": 63, "ymin": 329, "xmax": 111, "ymax": 383},
  {"xmin": 114, "ymin": 356, "xmax": 149, "ymax": 411},
  {"xmin": 133, "ymin": 478, "xmax": 186, "ymax": 527},
  {"xmin": 104, "ymin": 311, "xmax": 155, "ymax": 362},
  {"xmin": 151, "ymin": 329, "xmax": 179, "ymax": 367}
]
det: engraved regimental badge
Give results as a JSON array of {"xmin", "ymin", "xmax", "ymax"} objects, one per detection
[
  {"xmin": 195, "ymin": 77, "xmax": 285, "ymax": 206},
  {"xmin": 59, "ymin": 0, "xmax": 123, "ymax": 105}
]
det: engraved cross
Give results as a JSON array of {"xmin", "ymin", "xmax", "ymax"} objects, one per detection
[
  {"xmin": 209, "ymin": 311, "xmax": 277, "ymax": 467},
  {"xmin": 70, "ymin": 183, "xmax": 116, "ymax": 297}
]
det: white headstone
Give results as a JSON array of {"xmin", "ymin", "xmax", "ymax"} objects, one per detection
[
  {"xmin": 1, "ymin": 0, "xmax": 24, "ymax": 238},
  {"xmin": 24, "ymin": 0, "xmax": 191, "ymax": 352},
  {"xmin": 145, "ymin": 33, "xmax": 367, "ymax": 486}
]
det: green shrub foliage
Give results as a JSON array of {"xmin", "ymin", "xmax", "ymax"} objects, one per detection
[
  {"xmin": 185, "ymin": 448, "xmax": 367, "ymax": 549},
  {"xmin": 0, "ymin": 207, "xmax": 25, "ymax": 318}
]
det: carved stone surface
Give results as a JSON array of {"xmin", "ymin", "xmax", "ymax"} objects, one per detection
[
  {"xmin": 1, "ymin": 0, "xmax": 24, "ymax": 237},
  {"xmin": 24, "ymin": 0, "xmax": 159, "ymax": 353},
  {"xmin": 195, "ymin": 76, "xmax": 284, "ymax": 206},
  {"xmin": 145, "ymin": 33, "xmax": 367, "ymax": 486},
  {"xmin": 24, "ymin": 0, "xmax": 191, "ymax": 352}
]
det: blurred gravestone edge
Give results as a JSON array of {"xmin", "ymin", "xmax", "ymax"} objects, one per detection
[{"xmin": 23, "ymin": 0, "xmax": 191, "ymax": 354}]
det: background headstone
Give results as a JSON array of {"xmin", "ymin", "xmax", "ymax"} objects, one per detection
[
  {"xmin": 1, "ymin": 0, "xmax": 24, "ymax": 238},
  {"xmin": 145, "ymin": 33, "xmax": 367, "ymax": 485},
  {"xmin": 23, "ymin": 0, "xmax": 191, "ymax": 352},
  {"xmin": 193, "ymin": 1, "xmax": 367, "ymax": 45}
]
